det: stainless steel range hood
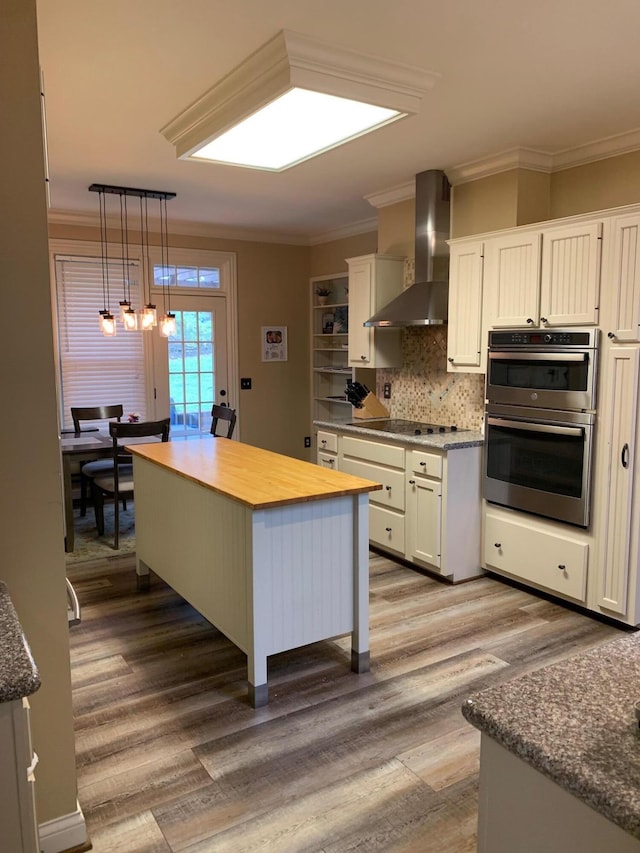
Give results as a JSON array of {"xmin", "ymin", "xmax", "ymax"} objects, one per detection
[{"xmin": 364, "ymin": 169, "xmax": 450, "ymax": 327}]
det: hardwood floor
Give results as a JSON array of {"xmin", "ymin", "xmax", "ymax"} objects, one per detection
[{"xmin": 67, "ymin": 552, "xmax": 626, "ymax": 852}]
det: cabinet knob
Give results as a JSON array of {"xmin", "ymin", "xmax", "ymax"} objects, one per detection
[
  {"xmin": 448, "ymin": 357, "xmax": 454, "ymax": 363},
  {"xmin": 608, "ymin": 331, "xmax": 616, "ymax": 339},
  {"xmin": 526, "ymin": 318, "xmax": 534, "ymax": 325},
  {"xmin": 419, "ymin": 461, "xmax": 426, "ymax": 467},
  {"xmin": 558, "ymin": 564, "xmax": 566, "ymax": 571},
  {"xmin": 328, "ymin": 459, "xmax": 334, "ymax": 466},
  {"xmin": 385, "ymin": 527, "xmax": 392, "ymax": 533},
  {"xmin": 360, "ymin": 355, "xmax": 367, "ymax": 361},
  {"xmin": 408, "ymin": 479, "xmax": 416, "ymax": 485},
  {"xmin": 540, "ymin": 317, "xmax": 548, "ymax": 324},
  {"xmin": 321, "ymin": 439, "xmax": 327, "ymax": 446},
  {"xmin": 494, "ymin": 542, "xmax": 501, "ymax": 548},
  {"xmin": 385, "ymin": 485, "xmax": 391, "ymax": 491}
]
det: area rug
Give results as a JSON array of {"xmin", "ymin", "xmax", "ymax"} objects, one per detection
[{"xmin": 65, "ymin": 502, "xmax": 136, "ymax": 565}]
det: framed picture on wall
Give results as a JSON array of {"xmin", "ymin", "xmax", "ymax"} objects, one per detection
[{"xmin": 262, "ymin": 326, "xmax": 288, "ymax": 361}]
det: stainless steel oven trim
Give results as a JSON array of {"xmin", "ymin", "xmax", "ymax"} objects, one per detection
[
  {"xmin": 485, "ymin": 417, "xmax": 584, "ymax": 437},
  {"xmin": 483, "ymin": 405, "xmax": 594, "ymax": 528},
  {"xmin": 488, "ymin": 351, "xmax": 589, "ymax": 363}
]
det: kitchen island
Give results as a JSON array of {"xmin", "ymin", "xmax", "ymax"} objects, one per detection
[
  {"xmin": 462, "ymin": 631, "xmax": 640, "ymax": 852},
  {"xmin": 127, "ymin": 437, "xmax": 381, "ymax": 707}
]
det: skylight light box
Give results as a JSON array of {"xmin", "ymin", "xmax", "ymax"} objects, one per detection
[{"xmin": 160, "ymin": 30, "xmax": 439, "ymax": 171}]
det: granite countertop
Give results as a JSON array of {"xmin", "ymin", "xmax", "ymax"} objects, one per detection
[
  {"xmin": 462, "ymin": 631, "xmax": 640, "ymax": 839},
  {"xmin": 0, "ymin": 582, "xmax": 40, "ymax": 703},
  {"xmin": 313, "ymin": 419, "xmax": 484, "ymax": 451}
]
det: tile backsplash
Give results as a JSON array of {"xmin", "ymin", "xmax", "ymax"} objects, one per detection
[{"xmin": 376, "ymin": 326, "xmax": 485, "ymax": 430}]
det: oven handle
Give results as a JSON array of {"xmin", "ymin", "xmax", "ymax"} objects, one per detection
[
  {"xmin": 488, "ymin": 352, "xmax": 588, "ymax": 363},
  {"xmin": 487, "ymin": 417, "xmax": 584, "ymax": 437}
]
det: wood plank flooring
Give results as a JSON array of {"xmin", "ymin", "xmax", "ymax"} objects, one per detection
[{"xmin": 67, "ymin": 552, "xmax": 626, "ymax": 852}]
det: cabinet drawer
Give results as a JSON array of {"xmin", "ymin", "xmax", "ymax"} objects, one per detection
[
  {"xmin": 342, "ymin": 457, "xmax": 405, "ymax": 510},
  {"xmin": 317, "ymin": 451, "xmax": 338, "ymax": 470},
  {"xmin": 484, "ymin": 511, "xmax": 588, "ymax": 601},
  {"xmin": 409, "ymin": 449, "xmax": 443, "ymax": 479},
  {"xmin": 343, "ymin": 435, "xmax": 404, "ymax": 468},
  {"xmin": 370, "ymin": 504, "xmax": 405, "ymax": 554},
  {"xmin": 317, "ymin": 431, "xmax": 338, "ymax": 453}
]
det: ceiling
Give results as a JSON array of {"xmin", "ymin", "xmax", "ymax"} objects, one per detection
[{"xmin": 36, "ymin": 0, "xmax": 640, "ymax": 243}]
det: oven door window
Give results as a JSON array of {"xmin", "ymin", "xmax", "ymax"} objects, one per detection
[
  {"xmin": 486, "ymin": 420, "xmax": 584, "ymax": 498},
  {"xmin": 488, "ymin": 354, "xmax": 590, "ymax": 394}
]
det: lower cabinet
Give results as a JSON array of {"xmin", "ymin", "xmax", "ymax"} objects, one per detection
[
  {"xmin": 317, "ymin": 428, "xmax": 483, "ymax": 582},
  {"xmin": 484, "ymin": 506, "xmax": 589, "ymax": 603},
  {"xmin": 0, "ymin": 697, "xmax": 39, "ymax": 853},
  {"xmin": 317, "ymin": 430, "xmax": 339, "ymax": 470}
]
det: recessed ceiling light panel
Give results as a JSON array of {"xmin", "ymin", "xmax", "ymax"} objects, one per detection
[{"xmin": 161, "ymin": 30, "xmax": 439, "ymax": 171}]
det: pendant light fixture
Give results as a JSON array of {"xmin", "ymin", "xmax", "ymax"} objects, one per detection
[{"xmin": 89, "ymin": 183, "xmax": 176, "ymax": 337}]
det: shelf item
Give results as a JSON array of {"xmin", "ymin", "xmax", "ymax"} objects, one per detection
[{"xmin": 310, "ymin": 273, "xmax": 350, "ymax": 424}]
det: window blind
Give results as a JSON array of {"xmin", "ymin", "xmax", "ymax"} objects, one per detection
[{"xmin": 55, "ymin": 256, "xmax": 147, "ymax": 430}]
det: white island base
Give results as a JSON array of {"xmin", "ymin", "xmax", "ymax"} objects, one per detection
[{"xmin": 130, "ymin": 442, "xmax": 375, "ymax": 707}]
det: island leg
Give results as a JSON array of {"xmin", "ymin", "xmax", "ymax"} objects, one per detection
[
  {"xmin": 136, "ymin": 556, "xmax": 151, "ymax": 591},
  {"xmin": 247, "ymin": 655, "xmax": 268, "ymax": 708},
  {"xmin": 351, "ymin": 492, "xmax": 370, "ymax": 674}
]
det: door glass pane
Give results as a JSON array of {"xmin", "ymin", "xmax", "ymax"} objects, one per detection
[{"xmin": 169, "ymin": 309, "xmax": 216, "ymax": 436}]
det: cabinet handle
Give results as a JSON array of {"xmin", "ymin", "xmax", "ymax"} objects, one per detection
[
  {"xmin": 608, "ymin": 331, "xmax": 616, "ymax": 339},
  {"xmin": 494, "ymin": 542, "xmax": 501, "ymax": 548},
  {"xmin": 385, "ymin": 527, "xmax": 392, "ymax": 532},
  {"xmin": 540, "ymin": 316, "xmax": 548, "ymax": 324},
  {"xmin": 526, "ymin": 318, "xmax": 534, "ymax": 325},
  {"xmin": 321, "ymin": 439, "xmax": 327, "ymax": 446},
  {"xmin": 558, "ymin": 564, "xmax": 566, "ymax": 571},
  {"xmin": 328, "ymin": 459, "xmax": 334, "ymax": 466},
  {"xmin": 448, "ymin": 357, "xmax": 454, "ymax": 363},
  {"xmin": 621, "ymin": 443, "xmax": 630, "ymax": 469},
  {"xmin": 408, "ymin": 479, "xmax": 416, "ymax": 485},
  {"xmin": 419, "ymin": 461, "xmax": 426, "ymax": 467},
  {"xmin": 385, "ymin": 485, "xmax": 391, "ymax": 490},
  {"xmin": 360, "ymin": 355, "xmax": 367, "ymax": 361}
]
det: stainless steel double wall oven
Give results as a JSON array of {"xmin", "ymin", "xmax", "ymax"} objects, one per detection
[{"xmin": 484, "ymin": 329, "xmax": 599, "ymax": 528}]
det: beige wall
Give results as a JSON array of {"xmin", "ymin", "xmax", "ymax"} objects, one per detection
[
  {"xmin": 516, "ymin": 169, "xmax": 551, "ymax": 225},
  {"xmin": 550, "ymin": 150, "xmax": 640, "ymax": 219},
  {"xmin": 451, "ymin": 171, "xmax": 520, "ymax": 238},
  {"xmin": 310, "ymin": 231, "xmax": 377, "ymax": 277},
  {"xmin": 2, "ymin": 0, "xmax": 79, "ymax": 826},
  {"xmin": 377, "ymin": 199, "xmax": 415, "ymax": 257}
]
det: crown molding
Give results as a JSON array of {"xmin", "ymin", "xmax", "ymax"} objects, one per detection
[
  {"xmin": 551, "ymin": 126, "xmax": 640, "ymax": 170},
  {"xmin": 364, "ymin": 180, "xmax": 415, "ymax": 209},
  {"xmin": 307, "ymin": 216, "xmax": 378, "ymax": 245}
]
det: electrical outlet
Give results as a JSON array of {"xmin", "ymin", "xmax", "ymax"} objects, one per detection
[
  {"xmin": 383, "ymin": 382, "xmax": 391, "ymax": 399},
  {"xmin": 304, "ymin": 436, "xmax": 311, "ymax": 448},
  {"xmin": 240, "ymin": 377, "xmax": 252, "ymax": 390}
]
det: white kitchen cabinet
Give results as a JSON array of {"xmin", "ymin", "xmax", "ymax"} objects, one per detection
[
  {"xmin": 483, "ymin": 506, "xmax": 588, "ymax": 602},
  {"xmin": 447, "ymin": 240, "xmax": 485, "ymax": 373},
  {"xmin": 593, "ymin": 346, "xmax": 640, "ymax": 620},
  {"xmin": 310, "ymin": 273, "xmax": 352, "ymax": 425},
  {"xmin": 539, "ymin": 221, "xmax": 602, "ymax": 326},
  {"xmin": 483, "ymin": 222, "xmax": 601, "ymax": 330},
  {"xmin": 407, "ymin": 474, "xmax": 442, "ymax": 567},
  {"xmin": 347, "ymin": 254, "xmax": 404, "ymax": 368},
  {"xmin": 484, "ymin": 231, "xmax": 542, "ymax": 328},
  {"xmin": 604, "ymin": 213, "xmax": 640, "ymax": 342},
  {"xmin": 0, "ymin": 698, "xmax": 39, "ymax": 853}
]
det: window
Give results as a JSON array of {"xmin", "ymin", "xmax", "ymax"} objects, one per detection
[
  {"xmin": 154, "ymin": 264, "xmax": 221, "ymax": 289},
  {"xmin": 54, "ymin": 255, "xmax": 147, "ymax": 429}
]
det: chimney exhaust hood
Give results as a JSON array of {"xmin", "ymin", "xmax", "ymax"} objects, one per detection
[{"xmin": 364, "ymin": 169, "xmax": 450, "ymax": 327}]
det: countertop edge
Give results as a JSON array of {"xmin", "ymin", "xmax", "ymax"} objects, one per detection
[
  {"xmin": 313, "ymin": 420, "xmax": 484, "ymax": 450},
  {"xmin": 0, "ymin": 582, "xmax": 40, "ymax": 703}
]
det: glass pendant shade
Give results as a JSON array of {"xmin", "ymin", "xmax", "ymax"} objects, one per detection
[
  {"xmin": 123, "ymin": 307, "xmax": 139, "ymax": 331},
  {"xmin": 159, "ymin": 312, "xmax": 177, "ymax": 337},
  {"xmin": 99, "ymin": 311, "xmax": 117, "ymax": 336},
  {"xmin": 119, "ymin": 300, "xmax": 130, "ymax": 321},
  {"xmin": 139, "ymin": 303, "xmax": 157, "ymax": 330}
]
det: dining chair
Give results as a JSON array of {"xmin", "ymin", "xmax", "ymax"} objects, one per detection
[
  {"xmin": 91, "ymin": 418, "xmax": 171, "ymax": 550},
  {"xmin": 210, "ymin": 404, "xmax": 237, "ymax": 439},
  {"xmin": 70, "ymin": 404, "xmax": 124, "ymax": 516}
]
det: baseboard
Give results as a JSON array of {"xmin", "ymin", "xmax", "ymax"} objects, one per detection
[{"xmin": 38, "ymin": 800, "xmax": 88, "ymax": 853}]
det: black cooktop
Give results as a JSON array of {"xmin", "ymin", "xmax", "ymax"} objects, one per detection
[{"xmin": 347, "ymin": 419, "xmax": 459, "ymax": 436}]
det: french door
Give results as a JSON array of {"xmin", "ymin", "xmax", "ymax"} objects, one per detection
[{"xmin": 152, "ymin": 294, "xmax": 229, "ymax": 438}]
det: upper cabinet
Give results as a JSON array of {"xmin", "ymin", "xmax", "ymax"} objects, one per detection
[
  {"xmin": 347, "ymin": 254, "xmax": 404, "ymax": 368},
  {"xmin": 486, "ymin": 222, "xmax": 602, "ymax": 329},
  {"xmin": 447, "ymin": 241, "xmax": 485, "ymax": 373},
  {"xmin": 604, "ymin": 213, "xmax": 640, "ymax": 342}
]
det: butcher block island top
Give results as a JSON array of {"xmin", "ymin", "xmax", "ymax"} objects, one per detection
[{"xmin": 127, "ymin": 437, "xmax": 382, "ymax": 509}]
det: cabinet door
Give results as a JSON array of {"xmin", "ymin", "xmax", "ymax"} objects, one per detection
[
  {"xmin": 596, "ymin": 347, "xmax": 639, "ymax": 615},
  {"xmin": 540, "ymin": 222, "xmax": 602, "ymax": 326},
  {"xmin": 348, "ymin": 258, "xmax": 374, "ymax": 366},
  {"xmin": 485, "ymin": 232, "xmax": 542, "ymax": 328},
  {"xmin": 608, "ymin": 214, "xmax": 640, "ymax": 342},
  {"xmin": 407, "ymin": 476, "xmax": 442, "ymax": 568},
  {"xmin": 447, "ymin": 241, "xmax": 485, "ymax": 371}
]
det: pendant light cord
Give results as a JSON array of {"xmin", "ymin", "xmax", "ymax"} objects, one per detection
[{"xmin": 99, "ymin": 189, "xmax": 110, "ymax": 312}]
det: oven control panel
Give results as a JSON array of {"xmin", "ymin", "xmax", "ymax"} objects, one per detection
[{"xmin": 489, "ymin": 329, "xmax": 596, "ymax": 348}]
